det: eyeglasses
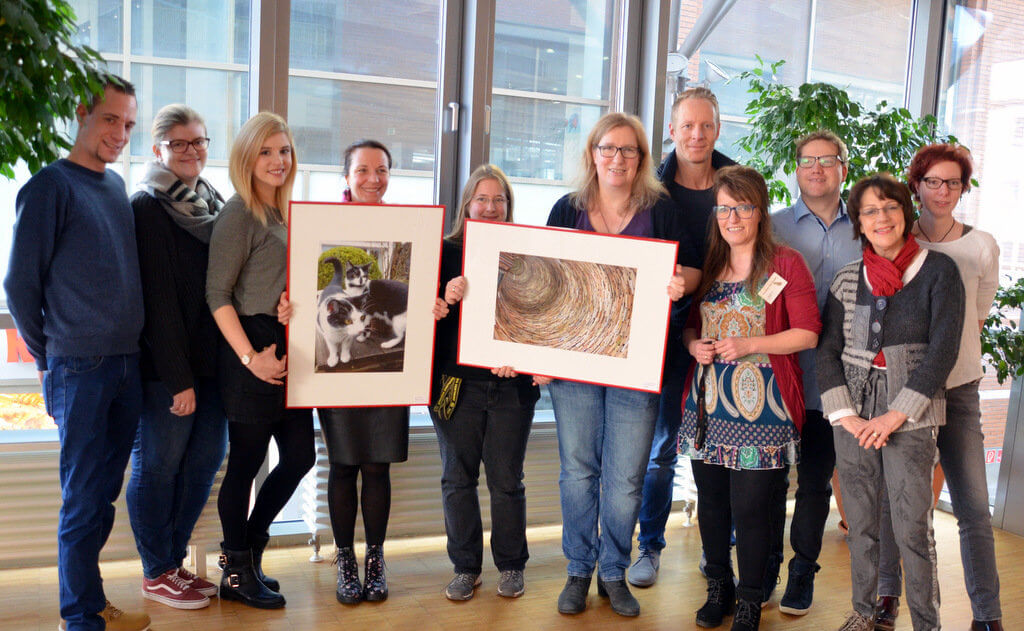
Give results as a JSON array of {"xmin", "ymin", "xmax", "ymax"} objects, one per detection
[
  {"xmin": 471, "ymin": 195, "xmax": 508, "ymax": 208},
  {"xmin": 595, "ymin": 145, "xmax": 640, "ymax": 159},
  {"xmin": 797, "ymin": 155, "xmax": 842, "ymax": 168},
  {"xmin": 160, "ymin": 138, "xmax": 211, "ymax": 153},
  {"xmin": 921, "ymin": 176, "xmax": 963, "ymax": 191},
  {"xmin": 859, "ymin": 203, "xmax": 904, "ymax": 218},
  {"xmin": 713, "ymin": 204, "xmax": 756, "ymax": 219}
]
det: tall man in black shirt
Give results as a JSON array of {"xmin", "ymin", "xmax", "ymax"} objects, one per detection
[{"xmin": 629, "ymin": 87, "xmax": 736, "ymax": 587}]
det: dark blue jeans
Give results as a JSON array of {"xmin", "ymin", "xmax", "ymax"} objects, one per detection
[
  {"xmin": 44, "ymin": 354, "xmax": 142, "ymax": 631},
  {"xmin": 430, "ymin": 379, "xmax": 535, "ymax": 574},
  {"xmin": 637, "ymin": 350, "xmax": 687, "ymax": 552},
  {"xmin": 126, "ymin": 378, "xmax": 228, "ymax": 578}
]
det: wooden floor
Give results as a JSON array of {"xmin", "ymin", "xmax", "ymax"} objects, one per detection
[{"xmin": 2, "ymin": 508, "xmax": 1021, "ymax": 631}]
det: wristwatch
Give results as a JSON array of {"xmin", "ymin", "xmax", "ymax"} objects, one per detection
[{"xmin": 240, "ymin": 349, "xmax": 256, "ymax": 366}]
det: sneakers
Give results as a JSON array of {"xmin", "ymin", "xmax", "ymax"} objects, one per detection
[
  {"xmin": 175, "ymin": 566, "xmax": 218, "ymax": 597},
  {"xmin": 141, "ymin": 568, "xmax": 210, "ymax": 609},
  {"xmin": 59, "ymin": 601, "xmax": 152, "ymax": 631},
  {"xmin": 837, "ymin": 611, "xmax": 875, "ymax": 631},
  {"xmin": 557, "ymin": 575, "xmax": 592, "ymax": 614},
  {"xmin": 497, "ymin": 569, "xmax": 525, "ymax": 598},
  {"xmin": 444, "ymin": 572, "xmax": 482, "ymax": 601},
  {"xmin": 779, "ymin": 559, "xmax": 818, "ymax": 615},
  {"xmin": 627, "ymin": 548, "xmax": 660, "ymax": 587},
  {"xmin": 873, "ymin": 596, "xmax": 899, "ymax": 631},
  {"xmin": 761, "ymin": 550, "xmax": 783, "ymax": 606}
]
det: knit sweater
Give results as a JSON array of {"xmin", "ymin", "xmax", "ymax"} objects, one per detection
[
  {"xmin": 4, "ymin": 159, "xmax": 144, "ymax": 370},
  {"xmin": 816, "ymin": 250, "xmax": 965, "ymax": 430}
]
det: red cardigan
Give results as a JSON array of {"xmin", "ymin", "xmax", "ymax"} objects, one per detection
[{"xmin": 682, "ymin": 246, "xmax": 821, "ymax": 432}]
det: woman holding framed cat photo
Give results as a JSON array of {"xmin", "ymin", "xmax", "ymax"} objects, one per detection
[
  {"xmin": 206, "ymin": 112, "xmax": 315, "ymax": 610},
  {"xmin": 318, "ymin": 140, "xmax": 410, "ymax": 605}
]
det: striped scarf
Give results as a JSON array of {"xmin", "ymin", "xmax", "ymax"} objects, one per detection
[{"xmin": 137, "ymin": 160, "xmax": 224, "ymax": 243}]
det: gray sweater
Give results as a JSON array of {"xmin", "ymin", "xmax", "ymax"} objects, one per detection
[
  {"xmin": 206, "ymin": 194, "xmax": 287, "ymax": 317},
  {"xmin": 816, "ymin": 250, "xmax": 965, "ymax": 431}
]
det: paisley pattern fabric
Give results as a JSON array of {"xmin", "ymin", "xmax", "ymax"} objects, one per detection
[{"xmin": 679, "ymin": 280, "xmax": 799, "ymax": 470}]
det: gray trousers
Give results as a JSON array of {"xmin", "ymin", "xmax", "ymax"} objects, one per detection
[{"xmin": 833, "ymin": 369, "xmax": 940, "ymax": 631}]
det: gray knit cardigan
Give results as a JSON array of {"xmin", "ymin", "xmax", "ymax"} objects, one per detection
[{"xmin": 816, "ymin": 250, "xmax": 965, "ymax": 431}]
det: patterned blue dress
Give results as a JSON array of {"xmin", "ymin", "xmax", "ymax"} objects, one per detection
[{"xmin": 678, "ymin": 279, "xmax": 799, "ymax": 470}]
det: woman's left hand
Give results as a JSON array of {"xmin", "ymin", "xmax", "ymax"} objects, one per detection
[
  {"xmin": 276, "ymin": 291, "xmax": 292, "ymax": 325},
  {"xmin": 491, "ymin": 366, "xmax": 518, "ymax": 378},
  {"xmin": 532, "ymin": 375, "xmax": 553, "ymax": 386},
  {"xmin": 713, "ymin": 337, "xmax": 753, "ymax": 362},
  {"xmin": 857, "ymin": 410, "xmax": 908, "ymax": 449},
  {"xmin": 433, "ymin": 297, "xmax": 450, "ymax": 320},
  {"xmin": 667, "ymin": 264, "xmax": 687, "ymax": 301}
]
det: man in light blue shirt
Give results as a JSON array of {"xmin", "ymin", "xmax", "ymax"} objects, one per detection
[{"xmin": 768, "ymin": 130, "xmax": 862, "ymax": 615}]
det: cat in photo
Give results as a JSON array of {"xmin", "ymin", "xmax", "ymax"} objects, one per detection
[
  {"xmin": 317, "ymin": 257, "xmax": 368, "ymax": 366},
  {"xmin": 343, "ymin": 261, "xmax": 408, "ymax": 349}
]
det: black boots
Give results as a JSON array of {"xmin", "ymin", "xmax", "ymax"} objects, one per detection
[
  {"xmin": 731, "ymin": 587, "xmax": 762, "ymax": 631},
  {"xmin": 363, "ymin": 544, "xmax": 388, "ymax": 601},
  {"xmin": 596, "ymin": 577, "xmax": 640, "ymax": 617},
  {"xmin": 335, "ymin": 547, "xmax": 362, "ymax": 604},
  {"xmin": 557, "ymin": 575, "xmax": 592, "ymax": 614},
  {"xmin": 218, "ymin": 546, "xmax": 285, "ymax": 609},
  {"xmin": 249, "ymin": 533, "xmax": 280, "ymax": 592},
  {"xmin": 696, "ymin": 565, "xmax": 735, "ymax": 628}
]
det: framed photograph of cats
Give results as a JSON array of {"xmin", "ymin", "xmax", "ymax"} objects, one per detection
[
  {"xmin": 285, "ymin": 202, "xmax": 444, "ymax": 407},
  {"xmin": 458, "ymin": 220, "xmax": 678, "ymax": 393}
]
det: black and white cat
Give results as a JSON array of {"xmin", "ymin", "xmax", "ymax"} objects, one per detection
[
  {"xmin": 317, "ymin": 257, "xmax": 368, "ymax": 366},
  {"xmin": 342, "ymin": 261, "xmax": 408, "ymax": 349}
]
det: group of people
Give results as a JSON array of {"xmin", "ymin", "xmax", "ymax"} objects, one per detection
[{"xmin": 3, "ymin": 75, "xmax": 1003, "ymax": 631}]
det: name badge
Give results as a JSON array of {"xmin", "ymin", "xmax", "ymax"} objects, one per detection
[{"xmin": 758, "ymin": 272, "xmax": 788, "ymax": 304}]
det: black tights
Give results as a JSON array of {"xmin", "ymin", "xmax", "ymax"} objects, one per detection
[
  {"xmin": 691, "ymin": 459, "xmax": 788, "ymax": 593},
  {"xmin": 218, "ymin": 414, "xmax": 315, "ymax": 550},
  {"xmin": 328, "ymin": 463, "xmax": 391, "ymax": 548}
]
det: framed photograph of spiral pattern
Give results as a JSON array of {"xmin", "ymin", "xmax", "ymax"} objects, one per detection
[{"xmin": 458, "ymin": 219, "xmax": 678, "ymax": 392}]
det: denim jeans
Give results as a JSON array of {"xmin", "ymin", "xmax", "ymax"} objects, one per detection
[
  {"xmin": 44, "ymin": 354, "xmax": 142, "ymax": 631},
  {"xmin": 126, "ymin": 377, "xmax": 228, "ymax": 578},
  {"xmin": 768, "ymin": 409, "xmax": 835, "ymax": 568},
  {"xmin": 430, "ymin": 379, "xmax": 536, "ymax": 574},
  {"xmin": 549, "ymin": 380, "xmax": 658, "ymax": 581},
  {"xmin": 877, "ymin": 380, "xmax": 1001, "ymax": 621},
  {"xmin": 637, "ymin": 348, "xmax": 687, "ymax": 552}
]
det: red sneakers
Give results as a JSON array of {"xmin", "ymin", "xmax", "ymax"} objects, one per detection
[
  {"xmin": 175, "ymin": 566, "xmax": 218, "ymax": 597},
  {"xmin": 141, "ymin": 569, "xmax": 210, "ymax": 609}
]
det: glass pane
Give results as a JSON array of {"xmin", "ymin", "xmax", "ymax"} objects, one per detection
[
  {"xmin": 288, "ymin": 77, "xmax": 436, "ymax": 173},
  {"xmin": 289, "ymin": 0, "xmax": 440, "ymax": 81},
  {"xmin": 935, "ymin": 0, "xmax": 1024, "ymax": 507},
  {"xmin": 69, "ymin": 0, "xmax": 123, "ymax": 55},
  {"xmin": 494, "ymin": 0, "xmax": 615, "ymax": 100},
  {"xmin": 130, "ymin": 0, "xmax": 249, "ymax": 65},
  {"xmin": 128, "ymin": 65, "xmax": 249, "ymax": 162},
  {"xmin": 809, "ymin": 1, "xmax": 912, "ymax": 108}
]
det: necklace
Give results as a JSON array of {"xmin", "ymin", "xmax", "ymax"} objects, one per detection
[
  {"xmin": 594, "ymin": 207, "xmax": 630, "ymax": 234},
  {"xmin": 916, "ymin": 218, "xmax": 957, "ymax": 243}
]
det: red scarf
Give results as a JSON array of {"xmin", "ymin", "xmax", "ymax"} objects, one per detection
[{"xmin": 862, "ymin": 234, "xmax": 921, "ymax": 366}]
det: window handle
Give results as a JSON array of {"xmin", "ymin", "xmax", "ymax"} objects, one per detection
[{"xmin": 447, "ymin": 102, "xmax": 459, "ymax": 133}]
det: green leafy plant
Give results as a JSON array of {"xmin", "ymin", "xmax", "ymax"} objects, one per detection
[
  {"xmin": 981, "ymin": 276, "xmax": 1024, "ymax": 384},
  {"xmin": 736, "ymin": 57, "xmax": 964, "ymax": 205},
  {"xmin": 0, "ymin": 0, "xmax": 111, "ymax": 178},
  {"xmin": 317, "ymin": 247, "xmax": 381, "ymax": 290}
]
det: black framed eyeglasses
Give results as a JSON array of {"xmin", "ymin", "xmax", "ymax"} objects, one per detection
[
  {"xmin": 595, "ymin": 144, "xmax": 639, "ymax": 159},
  {"xmin": 921, "ymin": 176, "xmax": 963, "ymax": 191},
  {"xmin": 713, "ymin": 204, "xmax": 756, "ymax": 219},
  {"xmin": 797, "ymin": 155, "xmax": 842, "ymax": 168},
  {"xmin": 160, "ymin": 137, "xmax": 211, "ymax": 153}
]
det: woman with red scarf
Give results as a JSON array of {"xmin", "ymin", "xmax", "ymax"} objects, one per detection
[{"xmin": 817, "ymin": 173, "xmax": 964, "ymax": 631}]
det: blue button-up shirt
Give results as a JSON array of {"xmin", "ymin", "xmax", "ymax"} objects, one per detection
[{"xmin": 772, "ymin": 197, "xmax": 863, "ymax": 411}]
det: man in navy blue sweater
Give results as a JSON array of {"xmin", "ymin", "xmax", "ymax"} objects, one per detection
[{"xmin": 4, "ymin": 78, "xmax": 151, "ymax": 631}]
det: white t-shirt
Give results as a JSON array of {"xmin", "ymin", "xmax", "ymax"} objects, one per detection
[{"xmin": 918, "ymin": 227, "xmax": 1000, "ymax": 388}]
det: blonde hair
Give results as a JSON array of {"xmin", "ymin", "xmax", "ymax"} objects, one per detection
[
  {"xmin": 229, "ymin": 112, "xmax": 297, "ymax": 226},
  {"xmin": 447, "ymin": 164, "xmax": 515, "ymax": 241},
  {"xmin": 795, "ymin": 129, "xmax": 849, "ymax": 166},
  {"xmin": 570, "ymin": 112, "xmax": 666, "ymax": 214},
  {"xmin": 671, "ymin": 86, "xmax": 721, "ymax": 128},
  {"xmin": 151, "ymin": 103, "xmax": 205, "ymax": 143}
]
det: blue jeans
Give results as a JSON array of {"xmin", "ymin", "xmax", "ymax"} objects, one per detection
[
  {"xmin": 44, "ymin": 354, "xmax": 142, "ymax": 631},
  {"xmin": 549, "ymin": 380, "xmax": 658, "ymax": 581},
  {"xmin": 636, "ymin": 349, "xmax": 687, "ymax": 552},
  {"xmin": 127, "ymin": 377, "xmax": 228, "ymax": 578},
  {"xmin": 878, "ymin": 380, "xmax": 1001, "ymax": 621}
]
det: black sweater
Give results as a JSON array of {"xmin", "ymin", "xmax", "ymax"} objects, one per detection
[{"xmin": 132, "ymin": 191, "xmax": 220, "ymax": 393}]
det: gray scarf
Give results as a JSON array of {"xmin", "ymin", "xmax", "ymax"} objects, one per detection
[{"xmin": 137, "ymin": 160, "xmax": 224, "ymax": 243}]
